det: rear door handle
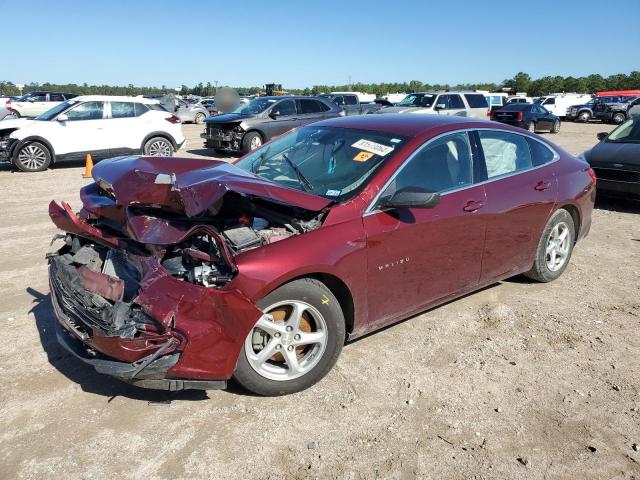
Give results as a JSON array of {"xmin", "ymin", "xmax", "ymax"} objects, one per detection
[
  {"xmin": 534, "ymin": 181, "xmax": 551, "ymax": 191},
  {"xmin": 463, "ymin": 200, "xmax": 484, "ymax": 212}
]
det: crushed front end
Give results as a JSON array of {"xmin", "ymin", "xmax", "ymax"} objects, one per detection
[
  {"xmin": 201, "ymin": 121, "xmax": 244, "ymax": 151},
  {"xmin": 47, "ymin": 155, "xmax": 328, "ymax": 390}
]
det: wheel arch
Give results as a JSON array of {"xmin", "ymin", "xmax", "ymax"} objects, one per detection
[
  {"xmin": 12, "ymin": 136, "xmax": 56, "ymax": 163},
  {"xmin": 141, "ymin": 131, "xmax": 178, "ymax": 151},
  {"xmin": 260, "ymin": 271, "xmax": 355, "ymax": 338},
  {"xmin": 557, "ymin": 204, "xmax": 581, "ymax": 242}
]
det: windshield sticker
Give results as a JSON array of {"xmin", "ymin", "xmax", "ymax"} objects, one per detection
[
  {"xmin": 352, "ymin": 139, "xmax": 394, "ymax": 156},
  {"xmin": 353, "ymin": 151, "xmax": 375, "ymax": 162},
  {"xmin": 325, "ymin": 189, "xmax": 341, "ymax": 197}
]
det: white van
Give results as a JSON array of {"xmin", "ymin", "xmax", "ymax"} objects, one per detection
[{"xmin": 537, "ymin": 94, "xmax": 593, "ymax": 118}]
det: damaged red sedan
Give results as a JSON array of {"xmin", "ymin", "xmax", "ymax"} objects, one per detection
[{"xmin": 48, "ymin": 115, "xmax": 595, "ymax": 396}]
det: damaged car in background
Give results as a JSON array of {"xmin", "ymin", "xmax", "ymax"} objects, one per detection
[
  {"xmin": 48, "ymin": 115, "xmax": 595, "ymax": 396},
  {"xmin": 200, "ymin": 95, "xmax": 342, "ymax": 154}
]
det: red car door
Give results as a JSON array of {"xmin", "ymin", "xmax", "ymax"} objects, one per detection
[
  {"xmin": 364, "ymin": 131, "xmax": 487, "ymax": 329},
  {"xmin": 476, "ymin": 130, "xmax": 558, "ymax": 282}
]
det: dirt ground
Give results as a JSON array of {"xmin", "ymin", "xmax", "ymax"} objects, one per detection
[{"xmin": 1, "ymin": 121, "xmax": 639, "ymax": 480}]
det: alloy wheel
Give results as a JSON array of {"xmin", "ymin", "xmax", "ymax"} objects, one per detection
[
  {"xmin": 245, "ymin": 300, "xmax": 328, "ymax": 381},
  {"xmin": 250, "ymin": 135, "xmax": 262, "ymax": 150},
  {"xmin": 147, "ymin": 139, "xmax": 172, "ymax": 156},
  {"xmin": 545, "ymin": 221, "xmax": 570, "ymax": 272},
  {"xmin": 18, "ymin": 144, "xmax": 47, "ymax": 170}
]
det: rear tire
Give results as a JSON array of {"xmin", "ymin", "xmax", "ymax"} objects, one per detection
[
  {"xmin": 524, "ymin": 209, "xmax": 575, "ymax": 283},
  {"xmin": 233, "ymin": 278, "xmax": 345, "ymax": 396},
  {"xmin": 612, "ymin": 112, "xmax": 626, "ymax": 124},
  {"xmin": 14, "ymin": 141, "xmax": 52, "ymax": 172},
  {"xmin": 143, "ymin": 136, "xmax": 174, "ymax": 156},
  {"xmin": 241, "ymin": 131, "xmax": 263, "ymax": 153}
]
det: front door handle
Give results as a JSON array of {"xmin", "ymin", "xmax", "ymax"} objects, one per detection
[
  {"xmin": 534, "ymin": 181, "xmax": 551, "ymax": 191},
  {"xmin": 463, "ymin": 200, "xmax": 484, "ymax": 212}
]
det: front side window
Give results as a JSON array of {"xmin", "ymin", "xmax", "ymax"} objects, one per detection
[
  {"xmin": 49, "ymin": 93, "xmax": 65, "ymax": 102},
  {"xmin": 479, "ymin": 130, "xmax": 533, "ymax": 178},
  {"xmin": 110, "ymin": 102, "xmax": 136, "ymax": 118},
  {"xmin": 30, "ymin": 93, "xmax": 47, "ymax": 102},
  {"xmin": 393, "ymin": 132, "xmax": 473, "ymax": 194},
  {"xmin": 331, "ymin": 96, "xmax": 344, "ymax": 105},
  {"xmin": 543, "ymin": 97, "xmax": 556, "ymax": 105},
  {"xmin": 235, "ymin": 126, "xmax": 408, "ymax": 200},
  {"xmin": 272, "ymin": 99, "xmax": 296, "ymax": 116},
  {"xmin": 435, "ymin": 95, "xmax": 450, "ymax": 109},
  {"xmin": 66, "ymin": 101, "xmax": 105, "ymax": 121}
]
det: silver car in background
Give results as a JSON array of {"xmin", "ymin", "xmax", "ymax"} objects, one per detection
[
  {"xmin": 176, "ymin": 99, "xmax": 209, "ymax": 124},
  {"xmin": 378, "ymin": 91, "xmax": 489, "ymax": 118}
]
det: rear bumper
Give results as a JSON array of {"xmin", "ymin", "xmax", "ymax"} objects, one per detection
[{"xmin": 596, "ymin": 179, "xmax": 640, "ymax": 198}]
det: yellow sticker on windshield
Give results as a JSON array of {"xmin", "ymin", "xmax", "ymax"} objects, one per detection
[{"xmin": 353, "ymin": 151, "xmax": 375, "ymax": 162}]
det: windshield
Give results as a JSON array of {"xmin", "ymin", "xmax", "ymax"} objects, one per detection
[
  {"xmin": 397, "ymin": 93, "xmax": 435, "ymax": 108},
  {"xmin": 235, "ymin": 126, "xmax": 408, "ymax": 200},
  {"xmin": 233, "ymin": 98, "xmax": 277, "ymax": 115},
  {"xmin": 36, "ymin": 100, "xmax": 76, "ymax": 121},
  {"xmin": 606, "ymin": 117, "xmax": 640, "ymax": 143}
]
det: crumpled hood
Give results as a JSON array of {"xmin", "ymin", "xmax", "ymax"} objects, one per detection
[
  {"xmin": 0, "ymin": 118, "xmax": 36, "ymax": 131},
  {"xmin": 205, "ymin": 113, "xmax": 255, "ymax": 124},
  {"xmin": 91, "ymin": 155, "xmax": 331, "ymax": 217}
]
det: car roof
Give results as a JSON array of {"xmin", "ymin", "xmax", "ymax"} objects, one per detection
[
  {"xmin": 71, "ymin": 95, "xmax": 160, "ymax": 104},
  {"xmin": 313, "ymin": 114, "xmax": 494, "ymax": 137}
]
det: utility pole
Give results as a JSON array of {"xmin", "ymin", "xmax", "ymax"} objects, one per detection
[
  {"xmin": 214, "ymin": 80, "xmax": 219, "ymax": 93},
  {"xmin": 348, "ymin": 75, "xmax": 352, "ymax": 91}
]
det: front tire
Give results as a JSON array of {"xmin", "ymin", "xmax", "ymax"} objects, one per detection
[
  {"xmin": 551, "ymin": 120, "xmax": 561, "ymax": 133},
  {"xmin": 14, "ymin": 141, "xmax": 52, "ymax": 172},
  {"xmin": 241, "ymin": 131, "xmax": 263, "ymax": 153},
  {"xmin": 194, "ymin": 112, "xmax": 206, "ymax": 124},
  {"xmin": 233, "ymin": 278, "xmax": 346, "ymax": 396},
  {"xmin": 578, "ymin": 111, "xmax": 591, "ymax": 122},
  {"xmin": 524, "ymin": 209, "xmax": 575, "ymax": 283},
  {"xmin": 143, "ymin": 137, "xmax": 174, "ymax": 156}
]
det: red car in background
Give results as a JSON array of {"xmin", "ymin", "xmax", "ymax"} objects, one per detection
[{"xmin": 48, "ymin": 115, "xmax": 596, "ymax": 396}]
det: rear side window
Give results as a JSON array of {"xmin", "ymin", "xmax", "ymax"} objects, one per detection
[
  {"xmin": 394, "ymin": 132, "xmax": 473, "ymax": 193},
  {"xmin": 66, "ymin": 101, "xmax": 105, "ymax": 121},
  {"xmin": 298, "ymin": 99, "xmax": 322, "ymax": 114},
  {"xmin": 527, "ymin": 138, "xmax": 555, "ymax": 166},
  {"xmin": 344, "ymin": 95, "xmax": 358, "ymax": 106},
  {"xmin": 478, "ymin": 130, "xmax": 533, "ymax": 178},
  {"xmin": 464, "ymin": 94, "xmax": 489, "ymax": 108},
  {"xmin": 449, "ymin": 95, "xmax": 465, "ymax": 109},
  {"xmin": 111, "ymin": 102, "xmax": 136, "ymax": 118},
  {"xmin": 30, "ymin": 93, "xmax": 47, "ymax": 102},
  {"xmin": 135, "ymin": 103, "xmax": 150, "ymax": 116}
]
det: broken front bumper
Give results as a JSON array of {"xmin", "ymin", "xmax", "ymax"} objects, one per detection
[
  {"xmin": 47, "ymin": 201, "xmax": 264, "ymax": 390},
  {"xmin": 201, "ymin": 125, "xmax": 243, "ymax": 151}
]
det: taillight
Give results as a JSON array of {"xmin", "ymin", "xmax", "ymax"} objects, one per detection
[
  {"xmin": 6, "ymin": 100, "xmax": 12, "ymax": 112},
  {"xmin": 488, "ymin": 109, "xmax": 493, "ymax": 119},
  {"xmin": 587, "ymin": 167, "xmax": 597, "ymax": 184},
  {"xmin": 165, "ymin": 115, "xmax": 181, "ymax": 124},
  {"xmin": 517, "ymin": 112, "xmax": 523, "ymax": 121}
]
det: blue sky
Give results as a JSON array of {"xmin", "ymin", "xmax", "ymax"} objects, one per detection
[{"xmin": 3, "ymin": 0, "xmax": 639, "ymax": 88}]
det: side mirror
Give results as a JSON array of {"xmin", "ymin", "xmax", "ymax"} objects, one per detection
[
  {"xmin": 435, "ymin": 103, "xmax": 446, "ymax": 110},
  {"xmin": 379, "ymin": 188, "xmax": 441, "ymax": 210},
  {"xmin": 597, "ymin": 132, "xmax": 608, "ymax": 141},
  {"xmin": 57, "ymin": 113, "xmax": 68, "ymax": 122},
  {"xmin": 28, "ymin": 98, "xmax": 36, "ymax": 102},
  {"xmin": 269, "ymin": 111, "xmax": 279, "ymax": 119}
]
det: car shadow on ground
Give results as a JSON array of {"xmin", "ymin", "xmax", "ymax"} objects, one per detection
[
  {"xmin": 185, "ymin": 148, "xmax": 239, "ymax": 159},
  {"xmin": 595, "ymin": 195, "xmax": 640, "ymax": 214},
  {"xmin": 27, "ymin": 287, "xmax": 211, "ymax": 402}
]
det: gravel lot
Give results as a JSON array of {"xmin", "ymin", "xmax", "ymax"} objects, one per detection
[{"xmin": 1, "ymin": 121, "xmax": 639, "ymax": 480}]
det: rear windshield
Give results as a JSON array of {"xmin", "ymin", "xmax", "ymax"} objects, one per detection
[
  {"xmin": 606, "ymin": 117, "xmax": 640, "ymax": 143},
  {"xmin": 464, "ymin": 94, "xmax": 489, "ymax": 108},
  {"xmin": 502, "ymin": 104, "xmax": 531, "ymax": 112}
]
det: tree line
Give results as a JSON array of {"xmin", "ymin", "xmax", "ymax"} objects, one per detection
[{"xmin": 2, "ymin": 71, "xmax": 639, "ymax": 98}]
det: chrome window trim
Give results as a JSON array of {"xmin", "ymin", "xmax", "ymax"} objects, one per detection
[{"xmin": 363, "ymin": 127, "xmax": 560, "ymax": 216}]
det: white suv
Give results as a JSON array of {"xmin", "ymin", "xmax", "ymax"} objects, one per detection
[{"xmin": 0, "ymin": 95, "xmax": 185, "ymax": 172}]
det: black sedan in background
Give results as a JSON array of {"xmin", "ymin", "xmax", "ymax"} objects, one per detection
[
  {"xmin": 581, "ymin": 117, "xmax": 640, "ymax": 199},
  {"xmin": 490, "ymin": 103, "xmax": 561, "ymax": 133}
]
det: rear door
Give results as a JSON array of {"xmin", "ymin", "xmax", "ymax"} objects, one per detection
[
  {"xmin": 535, "ymin": 104, "xmax": 554, "ymax": 130},
  {"xmin": 476, "ymin": 129, "xmax": 558, "ymax": 282},
  {"xmin": 107, "ymin": 101, "xmax": 152, "ymax": 154},
  {"xmin": 296, "ymin": 99, "xmax": 329, "ymax": 124},
  {"xmin": 364, "ymin": 131, "xmax": 487, "ymax": 329}
]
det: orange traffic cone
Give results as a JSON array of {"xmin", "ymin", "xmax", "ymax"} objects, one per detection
[{"xmin": 82, "ymin": 153, "xmax": 94, "ymax": 178}]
